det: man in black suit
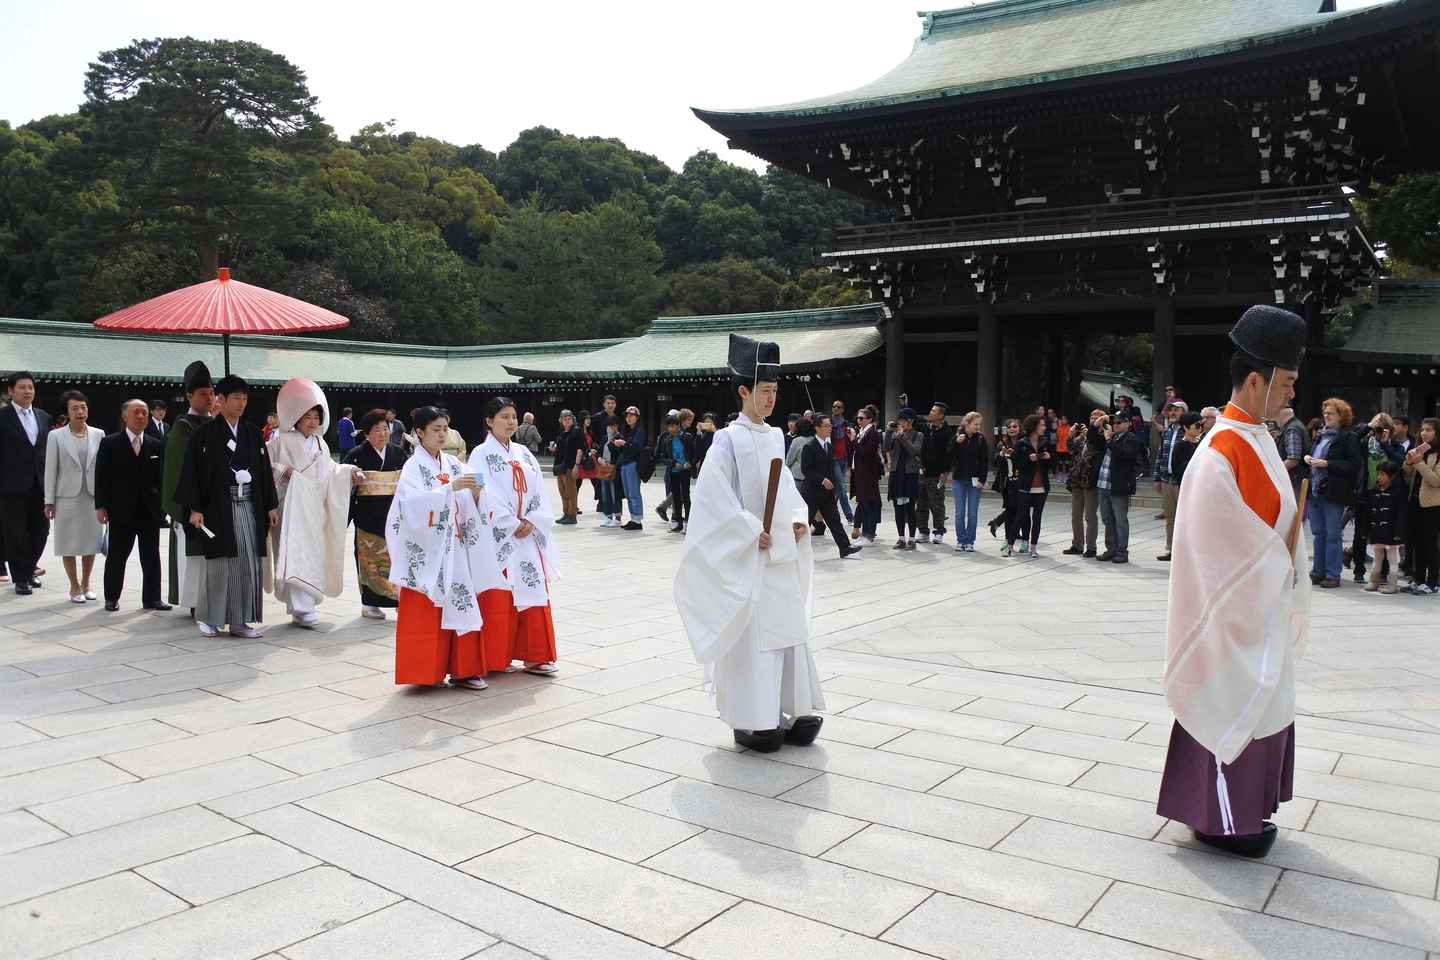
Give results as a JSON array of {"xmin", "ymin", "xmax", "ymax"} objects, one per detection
[
  {"xmin": 145, "ymin": 400, "xmax": 169, "ymax": 444},
  {"xmin": 0, "ymin": 371, "xmax": 53, "ymax": 594},
  {"xmin": 800, "ymin": 415, "xmax": 862, "ymax": 560},
  {"xmin": 95, "ymin": 400, "xmax": 171, "ymax": 611}
]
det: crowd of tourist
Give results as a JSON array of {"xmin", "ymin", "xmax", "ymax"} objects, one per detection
[{"xmin": 3, "ymin": 369, "xmax": 1438, "ymax": 611}]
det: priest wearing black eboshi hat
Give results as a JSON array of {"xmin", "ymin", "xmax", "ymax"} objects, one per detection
[
  {"xmin": 672, "ymin": 333, "xmax": 831, "ymax": 753},
  {"xmin": 163, "ymin": 361, "xmax": 215, "ymax": 612},
  {"xmin": 1157, "ymin": 304, "xmax": 1310, "ymax": 860}
]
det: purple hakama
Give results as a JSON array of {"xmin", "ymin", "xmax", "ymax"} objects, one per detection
[{"xmin": 1156, "ymin": 721, "xmax": 1295, "ymax": 835}]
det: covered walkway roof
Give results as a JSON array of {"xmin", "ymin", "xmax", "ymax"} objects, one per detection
[
  {"xmin": 1339, "ymin": 281, "xmax": 1440, "ymax": 365},
  {"xmin": 0, "ymin": 319, "xmax": 620, "ymax": 390},
  {"xmin": 501, "ymin": 303, "xmax": 888, "ymax": 384}
]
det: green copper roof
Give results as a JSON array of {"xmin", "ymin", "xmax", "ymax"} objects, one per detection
[
  {"xmin": 696, "ymin": 0, "xmax": 1403, "ymax": 123},
  {"xmin": 503, "ymin": 303, "xmax": 888, "ymax": 381},
  {"xmin": 0, "ymin": 319, "xmax": 620, "ymax": 389},
  {"xmin": 1339, "ymin": 282, "xmax": 1440, "ymax": 364}
]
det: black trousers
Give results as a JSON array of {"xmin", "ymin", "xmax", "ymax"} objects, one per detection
[
  {"xmin": 0, "ymin": 487, "xmax": 48, "ymax": 582},
  {"xmin": 104, "ymin": 520, "xmax": 161, "ymax": 605},
  {"xmin": 805, "ymin": 486, "xmax": 852, "ymax": 553},
  {"xmin": 1014, "ymin": 490, "xmax": 1047, "ymax": 545},
  {"xmin": 1351, "ymin": 502, "xmax": 1370, "ymax": 576},
  {"xmin": 1415, "ymin": 505, "xmax": 1440, "ymax": 589},
  {"xmin": 670, "ymin": 471, "xmax": 692, "ymax": 522}
]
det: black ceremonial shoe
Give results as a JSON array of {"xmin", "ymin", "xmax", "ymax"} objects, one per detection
[
  {"xmin": 784, "ymin": 716, "xmax": 824, "ymax": 746},
  {"xmin": 1193, "ymin": 822, "xmax": 1278, "ymax": 859},
  {"xmin": 733, "ymin": 729, "xmax": 785, "ymax": 753}
]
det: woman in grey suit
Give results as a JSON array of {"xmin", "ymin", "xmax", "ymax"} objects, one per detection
[{"xmin": 43, "ymin": 390, "xmax": 105, "ymax": 602}]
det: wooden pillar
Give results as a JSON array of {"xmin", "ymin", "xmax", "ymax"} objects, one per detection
[
  {"xmin": 1152, "ymin": 298, "xmax": 1176, "ymax": 416},
  {"xmin": 976, "ymin": 303, "xmax": 999, "ymax": 431},
  {"xmin": 884, "ymin": 309, "xmax": 905, "ymax": 423},
  {"xmin": 1000, "ymin": 321, "xmax": 1017, "ymax": 421}
]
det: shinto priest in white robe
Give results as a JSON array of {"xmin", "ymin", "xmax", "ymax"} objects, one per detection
[
  {"xmin": 384, "ymin": 445, "xmax": 507, "ymax": 632},
  {"xmin": 674, "ymin": 412, "xmax": 824, "ymax": 731},
  {"xmin": 1158, "ymin": 401, "xmax": 1310, "ymax": 835},
  {"xmin": 266, "ymin": 378, "xmax": 360, "ymax": 617},
  {"xmin": 470, "ymin": 435, "xmax": 560, "ymax": 610}
]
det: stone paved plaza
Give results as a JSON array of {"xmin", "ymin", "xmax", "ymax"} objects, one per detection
[{"xmin": 3, "ymin": 479, "xmax": 1440, "ymax": 959}]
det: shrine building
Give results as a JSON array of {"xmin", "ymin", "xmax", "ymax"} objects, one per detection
[{"xmin": 694, "ymin": 0, "xmax": 1440, "ymax": 423}]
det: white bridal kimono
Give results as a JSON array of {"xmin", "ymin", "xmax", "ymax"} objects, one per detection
[
  {"xmin": 470, "ymin": 435, "xmax": 560, "ymax": 610},
  {"xmin": 384, "ymin": 447, "xmax": 506, "ymax": 632},
  {"xmin": 674, "ymin": 413, "xmax": 825, "ymax": 731},
  {"xmin": 1164, "ymin": 407, "xmax": 1310, "ymax": 765},
  {"xmin": 268, "ymin": 430, "xmax": 357, "ymax": 615},
  {"xmin": 267, "ymin": 379, "xmax": 360, "ymax": 617}
]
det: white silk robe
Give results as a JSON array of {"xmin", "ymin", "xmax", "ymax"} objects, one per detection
[{"xmin": 674, "ymin": 414, "xmax": 824, "ymax": 731}]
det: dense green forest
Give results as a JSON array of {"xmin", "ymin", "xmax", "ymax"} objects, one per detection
[{"xmin": 0, "ymin": 38, "xmax": 875, "ymax": 345}]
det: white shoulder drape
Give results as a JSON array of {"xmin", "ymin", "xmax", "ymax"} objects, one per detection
[{"xmin": 1164, "ymin": 418, "xmax": 1310, "ymax": 764}]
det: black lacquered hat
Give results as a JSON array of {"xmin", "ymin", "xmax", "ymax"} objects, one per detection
[{"xmin": 1229, "ymin": 305, "xmax": 1307, "ymax": 370}]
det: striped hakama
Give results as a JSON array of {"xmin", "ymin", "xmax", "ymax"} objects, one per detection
[{"xmin": 194, "ymin": 484, "xmax": 264, "ymax": 628}]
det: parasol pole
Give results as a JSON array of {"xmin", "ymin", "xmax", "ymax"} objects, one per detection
[{"xmin": 218, "ymin": 267, "xmax": 232, "ymax": 375}]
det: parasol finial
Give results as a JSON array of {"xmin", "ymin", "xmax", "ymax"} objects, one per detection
[{"xmin": 217, "ymin": 267, "xmax": 231, "ymax": 282}]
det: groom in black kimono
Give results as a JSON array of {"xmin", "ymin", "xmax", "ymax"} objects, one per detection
[{"xmin": 175, "ymin": 375, "xmax": 279, "ymax": 638}]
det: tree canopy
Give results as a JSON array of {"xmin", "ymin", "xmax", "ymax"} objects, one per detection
[{"xmin": 0, "ymin": 37, "xmax": 877, "ymax": 345}]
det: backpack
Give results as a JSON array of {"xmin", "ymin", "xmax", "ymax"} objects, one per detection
[{"xmin": 637, "ymin": 446, "xmax": 656, "ymax": 483}]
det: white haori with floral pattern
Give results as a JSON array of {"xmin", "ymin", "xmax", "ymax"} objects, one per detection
[
  {"xmin": 471, "ymin": 434, "xmax": 559, "ymax": 611},
  {"xmin": 384, "ymin": 447, "xmax": 507, "ymax": 632}
]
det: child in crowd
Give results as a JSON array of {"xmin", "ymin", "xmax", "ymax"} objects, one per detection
[
  {"xmin": 1364, "ymin": 461, "xmax": 1407, "ymax": 594},
  {"xmin": 657, "ymin": 414, "xmax": 696, "ymax": 533},
  {"xmin": 599, "ymin": 420, "xmax": 623, "ymax": 527}
]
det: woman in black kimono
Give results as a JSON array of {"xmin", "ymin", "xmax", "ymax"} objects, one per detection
[{"xmin": 343, "ymin": 409, "xmax": 409, "ymax": 619}]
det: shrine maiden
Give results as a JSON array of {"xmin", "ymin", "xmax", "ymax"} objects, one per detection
[
  {"xmin": 266, "ymin": 378, "xmax": 363, "ymax": 628},
  {"xmin": 674, "ymin": 334, "xmax": 824, "ymax": 752},
  {"xmin": 385, "ymin": 406, "xmax": 507, "ymax": 688},
  {"xmin": 1157, "ymin": 305, "xmax": 1310, "ymax": 858},
  {"xmin": 469, "ymin": 397, "xmax": 559, "ymax": 676}
]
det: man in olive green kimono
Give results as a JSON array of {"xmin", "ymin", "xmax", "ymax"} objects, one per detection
[{"xmin": 163, "ymin": 361, "xmax": 214, "ymax": 611}]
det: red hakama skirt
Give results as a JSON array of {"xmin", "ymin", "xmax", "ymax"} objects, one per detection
[
  {"xmin": 478, "ymin": 588, "xmax": 557, "ymax": 665},
  {"xmin": 394, "ymin": 588, "xmax": 511, "ymax": 685}
]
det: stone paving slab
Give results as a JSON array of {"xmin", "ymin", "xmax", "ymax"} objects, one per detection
[{"xmin": 2, "ymin": 494, "xmax": 1439, "ymax": 958}]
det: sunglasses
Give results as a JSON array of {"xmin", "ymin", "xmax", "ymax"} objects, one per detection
[{"xmin": 856, "ymin": 414, "xmax": 869, "ymax": 421}]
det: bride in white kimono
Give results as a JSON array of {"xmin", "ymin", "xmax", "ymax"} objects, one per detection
[
  {"xmin": 267, "ymin": 379, "xmax": 363, "ymax": 628},
  {"xmin": 386, "ymin": 406, "xmax": 508, "ymax": 689},
  {"xmin": 469, "ymin": 397, "xmax": 559, "ymax": 676}
]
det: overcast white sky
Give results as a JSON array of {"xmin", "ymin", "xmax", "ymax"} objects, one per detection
[{"xmin": 0, "ymin": 0, "xmax": 1390, "ymax": 173}]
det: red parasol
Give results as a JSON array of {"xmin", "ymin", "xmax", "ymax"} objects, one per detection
[{"xmin": 93, "ymin": 267, "xmax": 349, "ymax": 374}]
